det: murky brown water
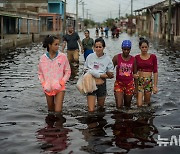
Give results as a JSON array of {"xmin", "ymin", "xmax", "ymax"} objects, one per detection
[{"xmin": 0, "ymin": 30, "xmax": 180, "ymax": 154}]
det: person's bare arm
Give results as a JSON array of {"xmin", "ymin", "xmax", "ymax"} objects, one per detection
[
  {"xmin": 61, "ymin": 41, "xmax": 67, "ymax": 53},
  {"xmin": 133, "ymin": 59, "xmax": 138, "ymax": 95},
  {"xmin": 153, "ymin": 72, "xmax": 158, "ymax": 94},
  {"xmin": 112, "ymin": 55, "xmax": 118, "ymax": 67},
  {"xmin": 78, "ymin": 39, "xmax": 84, "ymax": 54}
]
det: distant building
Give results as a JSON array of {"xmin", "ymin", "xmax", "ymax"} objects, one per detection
[
  {"xmin": 0, "ymin": 0, "xmax": 65, "ymax": 52},
  {"xmin": 134, "ymin": 0, "xmax": 180, "ymax": 42}
]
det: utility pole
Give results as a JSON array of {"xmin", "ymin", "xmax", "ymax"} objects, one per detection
[
  {"xmin": 89, "ymin": 14, "xmax": 92, "ymax": 20},
  {"xmin": 82, "ymin": 1, "xmax": 85, "ymax": 20},
  {"xmin": 76, "ymin": 0, "xmax": 78, "ymax": 32},
  {"xmin": 63, "ymin": 0, "xmax": 66, "ymax": 35},
  {"xmin": 131, "ymin": 0, "xmax": 133, "ymax": 34},
  {"xmin": 119, "ymin": 4, "xmax": 120, "ymax": 20},
  {"xmin": 86, "ymin": 9, "xmax": 89, "ymax": 19},
  {"xmin": 80, "ymin": 1, "xmax": 86, "ymax": 30},
  {"xmin": 131, "ymin": 0, "xmax": 133, "ymax": 17},
  {"xmin": 168, "ymin": 0, "xmax": 172, "ymax": 42}
]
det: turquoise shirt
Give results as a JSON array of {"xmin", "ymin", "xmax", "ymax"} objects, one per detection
[{"xmin": 46, "ymin": 51, "xmax": 58, "ymax": 60}]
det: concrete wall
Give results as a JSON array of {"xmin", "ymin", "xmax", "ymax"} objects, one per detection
[{"xmin": 0, "ymin": 34, "xmax": 40, "ymax": 54}]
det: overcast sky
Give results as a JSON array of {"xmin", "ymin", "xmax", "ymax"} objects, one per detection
[{"xmin": 66, "ymin": 0, "xmax": 164, "ymax": 22}]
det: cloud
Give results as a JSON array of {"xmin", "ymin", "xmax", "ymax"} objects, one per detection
[{"xmin": 66, "ymin": 0, "xmax": 163, "ymax": 22}]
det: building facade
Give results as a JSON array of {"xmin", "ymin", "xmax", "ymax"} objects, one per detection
[
  {"xmin": 0, "ymin": 0, "xmax": 65, "ymax": 52},
  {"xmin": 134, "ymin": 0, "xmax": 180, "ymax": 42}
]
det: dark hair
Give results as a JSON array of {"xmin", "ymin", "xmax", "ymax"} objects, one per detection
[
  {"xmin": 84, "ymin": 30, "xmax": 89, "ymax": 33},
  {"xmin": 139, "ymin": 37, "xmax": 149, "ymax": 47},
  {"xmin": 95, "ymin": 37, "xmax": 106, "ymax": 47},
  {"xmin": 42, "ymin": 35, "xmax": 58, "ymax": 52}
]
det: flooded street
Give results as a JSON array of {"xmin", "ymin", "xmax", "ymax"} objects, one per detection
[{"xmin": 0, "ymin": 30, "xmax": 180, "ymax": 154}]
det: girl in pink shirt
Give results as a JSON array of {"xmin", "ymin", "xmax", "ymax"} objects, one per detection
[
  {"xmin": 113, "ymin": 40, "xmax": 137, "ymax": 109},
  {"xmin": 135, "ymin": 38, "xmax": 158, "ymax": 107},
  {"xmin": 38, "ymin": 35, "xmax": 71, "ymax": 113}
]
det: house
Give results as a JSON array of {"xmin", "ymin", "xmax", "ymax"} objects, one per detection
[
  {"xmin": 0, "ymin": 1, "xmax": 43, "ymax": 52},
  {"xmin": 134, "ymin": 0, "xmax": 180, "ymax": 42},
  {"xmin": 0, "ymin": 0, "xmax": 65, "ymax": 52},
  {"xmin": 39, "ymin": 0, "xmax": 65, "ymax": 36}
]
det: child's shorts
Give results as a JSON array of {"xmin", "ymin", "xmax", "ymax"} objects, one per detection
[
  {"xmin": 114, "ymin": 80, "xmax": 135, "ymax": 95},
  {"xmin": 138, "ymin": 77, "xmax": 152, "ymax": 93},
  {"xmin": 87, "ymin": 81, "xmax": 106, "ymax": 97}
]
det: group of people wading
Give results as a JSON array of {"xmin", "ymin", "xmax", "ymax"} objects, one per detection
[{"xmin": 38, "ymin": 25, "xmax": 158, "ymax": 114}]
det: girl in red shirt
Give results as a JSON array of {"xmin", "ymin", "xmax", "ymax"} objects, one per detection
[
  {"xmin": 113, "ymin": 40, "xmax": 137, "ymax": 109},
  {"xmin": 135, "ymin": 38, "xmax": 158, "ymax": 107}
]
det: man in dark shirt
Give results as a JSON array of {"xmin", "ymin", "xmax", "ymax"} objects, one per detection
[{"xmin": 62, "ymin": 25, "xmax": 83, "ymax": 65}]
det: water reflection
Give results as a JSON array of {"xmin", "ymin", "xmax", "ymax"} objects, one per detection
[
  {"xmin": 36, "ymin": 114, "xmax": 71, "ymax": 153},
  {"xmin": 111, "ymin": 111, "xmax": 158, "ymax": 152},
  {"xmin": 0, "ymin": 31, "xmax": 179, "ymax": 154},
  {"xmin": 77, "ymin": 113, "xmax": 109, "ymax": 153}
]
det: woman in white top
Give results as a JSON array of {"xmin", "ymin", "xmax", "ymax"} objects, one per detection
[{"xmin": 84, "ymin": 37, "xmax": 114, "ymax": 112}]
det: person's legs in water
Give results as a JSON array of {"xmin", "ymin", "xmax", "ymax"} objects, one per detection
[
  {"xmin": 87, "ymin": 95, "xmax": 96, "ymax": 112},
  {"xmin": 97, "ymin": 96, "xmax": 106, "ymax": 111},
  {"xmin": 124, "ymin": 95, "xmax": 133, "ymax": 108},
  {"xmin": 114, "ymin": 81, "xmax": 124, "ymax": 109},
  {"xmin": 54, "ymin": 91, "xmax": 65, "ymax": 113},
  {"xmin": 87, "ymin": 81, "xmax": 107, "ymax": 112},
  {"xmin": 45, "ymin": 94, "xmax": 55, "ymax": 112},
  {"xmin": 144, "ymin": 92, "xmax": 151, "ymax": 106},
  {"xmin": 96, "ymin": 82, "xmax": 107, "ymax": 110},
  {"xmin": 137, "ymin": 77, "xmax": 152, "ymax": 106},
  {"xmin": 137, "ymin": 77, "xmax": 144, "ymax": 107},
  {"xmin": 144, "ymin": 77, "xmax": 153, "ymax": 105},
  {"xmin": 124, "ymin": 81, "xmax": 135, "ymax": 108},
  {"xmin": 114, "ymin": 92, "xmax": 124, "ymax": 109}
]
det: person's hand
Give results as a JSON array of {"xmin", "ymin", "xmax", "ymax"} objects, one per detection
[
  {"xmin": 153, "ymin": 86, "xmax": 158, "ymax": 94},
  {"xmin": 106, "ymin": 72, "xmax": 114, "ymax": 78},
  {"xmin": 133, "ymin": 73, "xmax": 139, "ymax": 79},
  {"xmin": 134, "ymin": 88, "xmax": 138, "ymax": 98},
  {"xmin": 100, "ymin": 74, "xmax": 108, "ymax": 78},
  {"xmin": 81, "ymin": 47, "xmax": 84, "ymax": 54},
  {"xmin": 42, "ymin": 82, "xmax": 45, "ymax": 87},
  {"xmin": 59, "ymin": 80, "xmax": 65, "ymax": 87}
]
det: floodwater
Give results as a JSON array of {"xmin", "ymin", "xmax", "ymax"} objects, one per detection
[{"xmin": 0, "ymin": 29, "xmax": 180, "ymax": 154}]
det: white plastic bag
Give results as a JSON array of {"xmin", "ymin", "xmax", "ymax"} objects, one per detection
[
  {"xmin": 76, "ymin": 72, "xmax": 97, "ymax": 94},
  {"xmin": 76, "ymin": 74, "xmax": 85, "ymax": 94},
  {"xmin": 83, "ymin": 73, "xmax": 97, "ymax": 93}
]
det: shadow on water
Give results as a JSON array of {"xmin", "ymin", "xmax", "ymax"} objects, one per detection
[
  {"xmin": 76, "ymin": 112, "xmax": 109, "ymax": 153},
  {"xmin": 36, "ymin": 114, "xmax": 72, "ymax": 153},
  {"xmin": 0, "ymin": 30, "xmax": 180, "ymax": 154},
  {"xmin": 74, "ymin": 107, "xmax": 158, "ymax": 153},
  {"xmin": 111, "ymin": 110, "xmax": 158, "ymax": 153}
]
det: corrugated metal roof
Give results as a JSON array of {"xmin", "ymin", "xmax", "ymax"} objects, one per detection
[
  {"xmin": 0, "ymin": 12, "xmax": 20, "ymax": 18},
  {"xmin": 0, "ymin": 11, "xmax": 39, "ymax": 20},
  {"xmin": 134, "ymin": 0, "xmax": 180, "ymax": 12}
]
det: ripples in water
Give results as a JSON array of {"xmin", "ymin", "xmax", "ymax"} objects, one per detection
[{"xmin": 0, "ymin": 32, "xmax": 180, "ymax": 153}]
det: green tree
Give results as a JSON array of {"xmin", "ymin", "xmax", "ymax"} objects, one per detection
[
  {"xmin": 103, "ymin": 18, "xmax": 115, "ymax": 27},
  {"xmin": 83, "ymin": 19, "xmax": 95, "ymax": 28}
]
